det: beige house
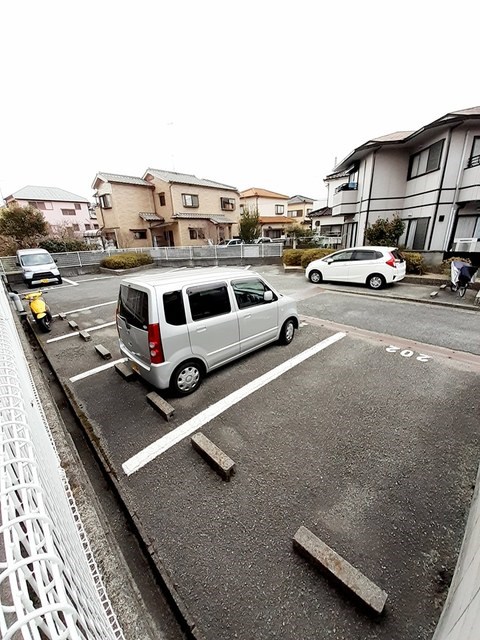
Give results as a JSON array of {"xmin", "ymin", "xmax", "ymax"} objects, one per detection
[
  {"xmin": 287, "ymin": 195, "xmax": 315, "ymax": 224},
  {"xmin": 92, "ymin": 169, "xmax": 240, "ymax": 248},
  {"xmin": 239, "ymin": 187, "xmax": 290, "ymax": 217}
]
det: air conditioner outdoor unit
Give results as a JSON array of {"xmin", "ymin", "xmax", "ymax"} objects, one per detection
[{"xmin": 453, "ymin": 237, "xmax": 478, "ymax": 252}]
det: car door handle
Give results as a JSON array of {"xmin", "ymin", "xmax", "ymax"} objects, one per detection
[
  {"xmin": 243, "ymin": 314, "xmax": 252, "ymax": 319},
  {"xmin": 196, "ymin": 326, "xmax": 207, "ymax": 333}
]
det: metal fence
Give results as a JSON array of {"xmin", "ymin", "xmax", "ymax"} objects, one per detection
[
  {"xmin": 0, "ymin": 284, "xmax": 124, "ymax": 639},
  {"xmin": 0, "ymin": 244, "xmax": 284, "ymax": 274}
]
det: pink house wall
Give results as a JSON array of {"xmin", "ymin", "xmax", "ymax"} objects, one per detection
[{"xmin": 15, "ymin": 199, "xmax": 95, "ymax": 232}]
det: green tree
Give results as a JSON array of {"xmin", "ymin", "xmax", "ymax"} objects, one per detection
[
  {"xmin": 239, "ymin": 206, "xmax": 261, "ymax": 243},
  {"xmin": 0, "ymin": 204, "xmax": 48, "ymax": 249},
  {"xmin": 286, "ymin": 223, "xmax": 315, "ymax": 239},
  {"xmin": 364, "ymin": 215, "xmax": 405, "ymax": 246}
]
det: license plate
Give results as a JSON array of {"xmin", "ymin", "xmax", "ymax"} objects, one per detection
[{"xmin": 41, "ymin": 279, "xmax": 49, "ymax": 283}]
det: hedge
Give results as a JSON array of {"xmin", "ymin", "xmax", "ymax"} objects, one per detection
[
  {"xmin": 100, "ymin": 253, "xmax": 154, "ymax": 269},
  {"xmin": 300, "ymin": 248, "xmax": 335, "ymax": 269},
  {"xmin": 402, "ymin": 251, "xmax": 426, "ymax": 275},
  {"xmin": 283, "ymin": 248, "xmax": 335, "ymax": 268},
  {"xmin": 283, "ymin": 249, "xmax": 304, "ymax": 266},
  {"xmin": 39, "ymin": 238, "xmax": 92, "ymax": 252}
]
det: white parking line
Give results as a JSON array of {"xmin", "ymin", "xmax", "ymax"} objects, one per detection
[
  {"xmin": 69, "ymin": 358, "xmax": 127, "ymax": 382},
  {"xmin": 52, "ymin": 300, "xmax": 116, "ymax": 318},
  {"xmin": 62, "ymin": 277, "xmax": 79, "ymax": 286},
  {"xmin": 46, "ymin": 321, "xmax": 116, "ymax": 342},
  {"xmin": 122, "ymin": 331, "xmax": 346, "ymax": 476},
  {"xmin": 77, "ymin": 276, "xmax": 115, "ymax": 282}
]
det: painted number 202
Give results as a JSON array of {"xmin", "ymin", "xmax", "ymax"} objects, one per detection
[{"xmin": 386, "ymin": 346, "xmax": 432, "ymax": 362}]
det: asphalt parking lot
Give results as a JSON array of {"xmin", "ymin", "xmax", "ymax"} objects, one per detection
[{"xmin": 23, "ymin": 268, "xmax": 480, "ymax": 640}]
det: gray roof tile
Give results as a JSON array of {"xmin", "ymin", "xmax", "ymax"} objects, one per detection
[
  {"xmin": 145, "ymin": 168, "xmax": 238, "ymax": 191},
  {"xmin": 97, "ymin": 173, "xmax": 151, "ymax": 186},
  {"xmin": 8, "ymin": 185, "xmax": 89, "ymax": 202}
]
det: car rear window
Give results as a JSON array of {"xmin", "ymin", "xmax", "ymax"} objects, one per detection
[
  {"xmin": 163, "ymin": 290, "xmax": 186, "ymax": 326},
  {"xmin": 118, "ymin": 285, "xmax": 149, "ymax": 330},
  {"xmin": 391, "ymin": 249, "xmax": 405, "ymax": 261},
  {"xmin": 187, "ymin": 283, "xmax": 231, "ymax": 321}
]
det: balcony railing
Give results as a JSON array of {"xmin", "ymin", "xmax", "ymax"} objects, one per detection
[
  {"xmin": 467, "ymin": 154, "xmax": 480, "ymax": 168},
  {"xmin": 334, "ymin": 182, "xmax": 358, "ymax": 194}
]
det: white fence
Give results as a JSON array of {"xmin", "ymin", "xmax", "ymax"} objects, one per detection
[
  {"xmin": 0, "ymin": 284, "xmax": 124, "ymax": 639},
  {"xmin": 0, "ymin": 244, "xmax": 284, "ymax": 274}
]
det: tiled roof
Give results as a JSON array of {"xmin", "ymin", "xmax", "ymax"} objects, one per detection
[
  {"xmin": 7, "ymin": 185, "xmax": 89, "ymax": 202},
  {"xmin": 368, "ymin": 131, "xmax": 414, "ymax": 143},
  {"xmin": 96, "ymin": 173, "xmax": 151, "ymax": 186},
  {"xmin": 139, "ymin": 213, "xmax": 164, "ymax": 222},
  {"xmin": 307, "ymin": 207, "xmax": 332, "ymax": 217},
  {"xmin": 145, "ymin": 169, "xmax": 237, "ymax": 191},
  {"xmin": 172, "ymin": 213, "xmax": 236, "ymax": 224},
  {"xmin": 288, "ymin": 194, "xmax": 315, "ymax": 204},
  {"xmin": 450, "ymin": 106, "xmax": 480, "ymax": 116},
  {"xmin": 259, "ymin": 217, "xmax": 294, "ymax": 224},
  {"xmin": 240, "ymin": 188, "xmax": 290, "ymax": 199}
]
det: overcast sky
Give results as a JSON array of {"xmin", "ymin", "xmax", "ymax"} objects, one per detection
[{"xmin": 1, "ymin": 0, "xmax": 479, "ymax": 204}]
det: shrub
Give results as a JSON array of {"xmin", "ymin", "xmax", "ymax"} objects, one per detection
[
  {"xmin": 283, "ymin": 249, "xmax": 304, "ymax": 266},
  {"xmin": 100, "ymin": 252, "xmax": 154, "ymax": 270},
  {"xmin": 39, "ymin": 238, "xmax": 92, "ymax": 252},
  {"xmin": 403, "ymin": 251, "xmax": 426, "ymax": 275},
  {"xmin": 440, "ymin": 256, "xmax": 471, "ymax": 275},
  {"xmin": 300, "ymin": 248, "xmax": 335, "ymax": 269}
]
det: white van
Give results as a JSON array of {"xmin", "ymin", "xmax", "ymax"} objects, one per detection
[
  {"xmin": 16, "ymin": 248, "xmax": 62, "ymax": 288},
  {"xmin": 116, "ymin": 268, "xmax": 299, "ymax": 395}
]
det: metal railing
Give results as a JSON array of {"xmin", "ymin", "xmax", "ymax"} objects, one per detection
[
  {"xmin": 0, "ymin": 283, "xmax": 124, "ymax": 639},
  {"xmin": 467, "ymin": 154, "xmax": 480, "ymax": 168},
  {"xmin": 0, "ymin": 244, "xmax": 284, "ymax": 274}
]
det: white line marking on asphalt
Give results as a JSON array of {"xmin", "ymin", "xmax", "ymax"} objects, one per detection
[
  {"xmin": 122, "ymin": 331, "xmax": 346, "ymax": 476},
  {"xmin": 244, "ymin": 265, "xmax": 251, "ymax": 270},
  {"xmin": 52, "ymin": 300, "xmax": 116, "ymax": 318},
  {"xmin": 46, "ymin": 321, "xmax": 116, "ymax": 342},
  {"xmin": 69, "ymin": 358, "xmax": 127, "ymax": 382},
  {"xmin": 77, "ymin": 276, "xmax": 115, "ymax": 282},
  {"xmin": 62, "ymin": 278, "xmax": 79, "ymax": 286}
]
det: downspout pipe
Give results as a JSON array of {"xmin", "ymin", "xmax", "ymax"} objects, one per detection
[
  {"xmin": 444, "ymin": 128, "xmax": 470, "ymax": 251},
  {"xmin": 362, "ymin": 149, "xmax": 378, "ymax": 244},
  {"xmin": 426, "ymin": 124, "xmax": 460, "ymax": 250},
  {"xmin": 9, "ymin": 292, "xmax": 26, "ymax": 314}
]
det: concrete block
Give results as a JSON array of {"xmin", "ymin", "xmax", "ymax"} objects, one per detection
[
  {"xmin": 439, "ymin": 284, "xmax": 447, "ymax": 290},
  {"xmin": 79, "ymin": 330, "xmax": 91, "ymax": 341},
  {"xmin": 59, "ymin": 312, "xmax": 67, "ymax": 320},
  {"xmin": 115, "ymin": 362, "xmax": 136, "ymax": 380},
  {"xmin": 430, "ymin": 291, "xmax": 438, "ymax": 298},
  {"xmin": 68, "ymin": 320, "xmax": 79, "ymax": 330},
  {"xmin": 293, "ymin": 526, "xmax": 387, "ymax": 614},
  {"xmin": 146, "ymin": 392, "xmax": 175, "ymax": 421},
  {"xmin": 95, "ymin": 344, "xmax": 112, "ymax": 360},
  {"xmin": 191, "ymin": 432, "xmax": 236, "ymax": 481}
]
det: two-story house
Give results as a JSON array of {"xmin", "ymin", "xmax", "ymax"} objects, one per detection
[
  {"xmin": 4, "ymin": 186, "xmax": 95, "ymax": 238},
  {"xmin": 92, "ymin": 170, "xmax": 240, "ymax": 248},
  {"xmin": 239, "ymin": 187, "xmax": 293, "ymax": 239},
  {"xmin": 326, "ymin": 107, "xmax": 480, "ymax": 259},
  {"xmin": 287, "ymin": 195, "xmax": 315, "ymax": 224}
]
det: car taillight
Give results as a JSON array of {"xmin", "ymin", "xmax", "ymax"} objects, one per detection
[
  {"xmin": 148, "ymin": 323, "xmax": 164, "ymax": 364},
  {"xmin": 386, "ymin": 253, "xmax": 396, "ymax": 268}
]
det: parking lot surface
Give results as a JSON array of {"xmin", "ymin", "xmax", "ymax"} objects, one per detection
[{"xmin": 26, "ymin": 268, "xmax": 480, "ymax": 639}]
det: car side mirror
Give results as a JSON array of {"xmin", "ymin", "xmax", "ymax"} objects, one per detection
[
  {"xmin": 264, "ymin": 290, "xmax": 273, "ymax": 302},
  {"xmin": 15, "ymin": 261, "xmax": 20, "ymax": 266},
  {"xmin": 54, "ymin": 258, "xmax": 58, "ymax": 263},
  {"xmin": 325, "ymin": 258, "xmax": 333, "ymax": 264}
]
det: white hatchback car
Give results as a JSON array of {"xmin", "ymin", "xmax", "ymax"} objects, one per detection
[{"xmin": 305, "ymin": 246, "xmax": 406, "ymax": 289}]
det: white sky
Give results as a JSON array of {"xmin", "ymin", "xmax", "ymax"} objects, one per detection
[{"xmin": 1, "ymin": 0, "xmax": 479, "ymax": 204}]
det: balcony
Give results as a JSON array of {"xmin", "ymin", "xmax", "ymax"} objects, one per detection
[
  {"xmin": 459, "ymin": 158, "xmax": 480, "ymax": 202},
  {"xmin": 332, "ymin": 182, "xmax": 359, "ymax": 214}
]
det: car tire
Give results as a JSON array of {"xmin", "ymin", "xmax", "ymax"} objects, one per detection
[
  {"xmin": 308, "ymin": 270, "xmax": 322, "ymax": 284},
  {"xmin": 57, "ymin": 276, "xmax": 63, "ymax": 285},
  {"xmin": 367, "ymin": 273, "xmax": 386, "ymax": 290},
  {"xmin": 26, "ymin": 281, "xmax": 33, "ymax": 289},
  {"xmin": 279, "ymin": 318, "xmax": 296, "ymax": 345},
  {"xmin": 170, "ymin": 360, "xmax": 203, "ymax": 396}
]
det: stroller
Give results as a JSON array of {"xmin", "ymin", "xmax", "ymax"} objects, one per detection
[{"xmin": 450, "ymin": 260, "xmax": 478, "ymax": 297}]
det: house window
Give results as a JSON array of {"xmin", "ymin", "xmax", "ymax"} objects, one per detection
[
  {"xmin": 100, "ymin": 193, "xmax": 112, "ymax": 209},
  {"xmin": 28, "ymin": 201, "xmax": 46, "ymax": 210},
  {"xmin": 320, "ymin": 224, "xmax": 342, "ymax": 236},
  {"xmin": 93, "ymin": 224, "xmax": 99, "ymax": 229},
  {"xmin": 72, "ymin": 224, "xmax": 80, "ymax": 231},
  {"xmin": 408, "ymin": 140, "xmax": 444, "ymax": 179},
  {"xmin": 62, "ymin": 209, "xmax": 76, "ymax": 216},
  {"xmin": 74, "ymin": 203, "xmax": 81, "ymax": 210},
  {"xmin": 399, "ymin": 217, "xmax": 430, "ymax": 250},
  {"xmin": 189, "ymin": 228, "xmax": 205, "ymax": 240},
  {"xmin": 288, "ymin": 210, "xmax": 302, "ymax": 218},
  {"xmin": 275, "ymin": 205, "xmax": 284, "ymax": 215},
  {"xmin": 131, "ymin": 230, "xmax": 147, "ymax": 239},
  {"xmin": 85, "ymin": 224, "xmax": 91, "ymax": 230},
  {"xmin": 221, "ymin": 198, "xmax": 235, "ymax": 211},
  {"xmin": 467, "ymin": 137, "xmax": 480, "ymax": 168},
  {"xmin": 182, "ymin": 193, "xmax": 199, "ymax": 208},
  {"xmin": 158, "ymin": 192, "xmax": 166, "ymax": 206}
]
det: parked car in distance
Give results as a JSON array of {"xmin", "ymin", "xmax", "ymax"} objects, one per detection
[
  {"xmin": 305, "ymin": 246, "xmax": 406, "ymax": 289},
  {"xmin": 16, "ymin": 248, "xmax": 62, "ymax": 288},
  {"xmin": 254, "ymin": 237, "xmax": 272, "ymax": 244},
  {"xmin": 116, "ymin": 268, "xmax": 299, "ymax": 395},
  {"xmin": 218, "ymin": 238, "xmax": 244, "ymax": 247}
]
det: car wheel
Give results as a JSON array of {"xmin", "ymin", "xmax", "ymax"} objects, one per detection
[
  {"xmin": 170, "ymin": 360, "xmax": 203, "ymax": 396},
  {"xmin": 57, "ymin": 276, "xmax": 63, "ymax": 285},
  {"xmin": 279, "ymin": 318, "xmax": 295, "ymax": 345},
  {"xmin": 367, "ymin": 273, "xmax": 386, "ymax": 290},
  {"xmin": 26, "ymin": 281, "xmax": 33, "ymax": 289},
  {"xmin": 309, "ymin": 270, "xmax": 322, "ymax": 284}
]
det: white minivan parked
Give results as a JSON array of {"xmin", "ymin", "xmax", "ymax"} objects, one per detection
[
  {"xmin": 116, "ymin": 268, "xmax": 299, "ymax": 395},
  {"xmin": 16, "ymin": 248, "xmax": 62, "ymax": 288}
]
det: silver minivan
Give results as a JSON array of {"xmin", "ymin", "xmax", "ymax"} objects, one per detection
[{"xmin": 116, "ymin": 268, "xmax": 299, "ymax": 395}]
